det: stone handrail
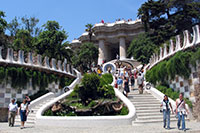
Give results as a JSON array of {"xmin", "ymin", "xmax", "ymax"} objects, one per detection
[
  {"xmin": 0, "ymin": 47, "xmax": 76, "ymax": 78},
  {"xmin": 146, "ymin": 82, "xmax": 192, "ymax": 119},
  {"xmin": 149, "ymin": 24, "xmax": 200, "ymax": 69},
  {"xmin": 29, "ymin": 92, "xmax": 55, "ymax": 110},
  {"xmin": 35, "ymin": 71, "xmax": 135, "ymax": 127}
]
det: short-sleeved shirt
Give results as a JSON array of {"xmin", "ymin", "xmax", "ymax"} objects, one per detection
[
  {"xmin": 176, "ymin": 99, "xmax": 186, "ymax": 112},
  {"xmin": 117, "ymin": 78, "xmax": 123, "ymax": 85},
  {"xmin": 9, "ymin": 103, "xmax": 18, "ymax": 112}
]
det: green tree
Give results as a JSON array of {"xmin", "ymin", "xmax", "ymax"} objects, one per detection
[
  {"xmin": 138, "ymin": 0, "xmax": 200, "ymax": 45},
  {"xmin": 36, "ymin": 21, "xmax": 71, "ymax": 61},
  {"xmin": 7, "ymin": 17, "xmax": 20, "ymax": 36},
  {"xmin": 85, "ymin": 23, "xmax": 93, "ymax": 42},
  {"xmin": 0, "ymin": 11, "xmax": 7, "ymax": 34},
  {"xmin": 0, "ymin": 11, "xmax": 8, "ymax": 48},
  {"xmin": 13, "ymin": 29, "xmax": 34, "ymax": 51},
  {"xmin": 127, "ymin": 33, "xmax": 156, "ymax": 64},
  {"xmin": 72, "ymin": 42, "xmax": 98, "ymax": 73},
  {"xmin": 21, "ymin": 16, "xmax": 41, "ymax": 37}
]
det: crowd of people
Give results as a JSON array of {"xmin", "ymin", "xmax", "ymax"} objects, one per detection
[
  {"xmin": 114, "ymin": 66, "xmax": 145, "ymax": 97},
  {"xmin": 8, "ymin": 95, "xmax": 31, "ymax": 129}
]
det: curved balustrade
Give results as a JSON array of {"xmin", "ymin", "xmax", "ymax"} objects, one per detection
[
  {"xmin": 0, "ymin": 47, "xmax": 76, "ymax": 78},
  {"xmin": 149, "ymin": 24, "xmax": 200, "ymax": 69}
]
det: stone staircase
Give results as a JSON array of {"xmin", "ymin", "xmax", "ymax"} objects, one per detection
[
  {"xmin": 15, "ymin": 97, "xmax": 55, "ymax": 127},
  {"xmin": 129, "ymin": 90, "xmax": 177, "ymax": 125}
]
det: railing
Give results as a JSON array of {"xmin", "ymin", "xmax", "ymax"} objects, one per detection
[
  {"xmin": 0, "ymin": 47, "xmax": 76, "ymax": 77},
  {"xmin": 149, "ymin": 24, "xmax": 200, "ymax": 69}
]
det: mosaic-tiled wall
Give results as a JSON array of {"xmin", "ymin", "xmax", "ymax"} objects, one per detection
[
  {"xmin": 0, "ymin": 80, "xmax": 60, "ymax": 108},
  {"xmin": 169, "ymin": 63, "xmax": 200, "ymax": 102}
]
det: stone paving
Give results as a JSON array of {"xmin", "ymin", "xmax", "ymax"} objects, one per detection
[{"xmin": 1, "ymin": 120, "xmax": 200, "ymax": 133}]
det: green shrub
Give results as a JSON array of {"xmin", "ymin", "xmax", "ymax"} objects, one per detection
[
  {"xmin": 101, "ymin": 73, "xmax": 113, "ymax": 84},
  {"xmin": 43, "ymin": 109, "xmax": 53, "ymax": 116},
  {"xmin": 99, "ymin": 84, "xmax": 115, "ymax": 98},
  {"xmin": 76, "ymin": 73, "xmax": 100, "ymax": 102},
  {"xmin": 120, "ymin": 106, "xmax": 129, "ymax": 115},
  {"xmin": 184, "ymin": 98, "xmax": 193, "ymax": 109}
]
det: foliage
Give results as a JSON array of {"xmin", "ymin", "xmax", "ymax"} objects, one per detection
[
  {"xmin": 73, "ymin": 73, "xmax": 115, "ymax": 104},
  {"xmin": 98, "ymin": 84, "xmax": 115, "ymax": 98},
  {"xmin": 21, "ymin": 16, "xmax": 41, "ymax": 37},
  {"xmin": 0, "ymin": 66, "xmax": 74, "ymax": 90},
  {"xmin": 13, "ymin": 29, "xmax": 34, "ymax": 51},
  {"xmin": 75, "ymin": 73, "xmax": 100, "ymax": 102},
  {"xmin": 36, "ymin": 20, "xmax": 72, "ymax": 62},
  {"xmin": 138, "ymin": 0, "xmax": 200, "ymax": 45},
  {"xmin": 0, "ymin": 11, "xmax": 7, "ymax": 33},
  {"xmin": 156, "ymin": 85, "xmax": 193, "ymax": 108},
  {"xmin": 127, "ymin": 33, "xmax": 157, "ymax": 64},
  {"xmin": 120, "ymin": 106, "xmax": 129, "ymax": 115},
  {"xmin": 146, "ymin": 48, "xmax": 200, "ymax": 85},
  {"xmin": 7, "ymin": 17, "xmax": 20, "ymax": 36},
  {"xmin": 85, "ymin": 23, "xmax": 93, "ymax": 42},
  {"xmin": 72, "ymin": 42, "xmax": 98, "ymax": 73},
  {"xmin": 101, "ymin": 73, "xmax": 113, "ymax": 84}
]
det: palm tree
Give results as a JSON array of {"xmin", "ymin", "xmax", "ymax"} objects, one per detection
[{"xmin": 85, "ymin": 23, "xmax": 93, "ymax": 42}]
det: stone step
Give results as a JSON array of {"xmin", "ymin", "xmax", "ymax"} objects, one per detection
[
  {"xmin": 132, "ymin": 101, "xmax": 161, "ymax": 105},
  {"xmin": 131, "ymin": 99, "xmax": 159, "ymax": 102},
  {"xmin": 136, "ymin": 109, "xmax": 160, "ymax": 113},
  {"xmin": 134, "ymin": 103, "xmax": 161, "ymax": 107},
  {"xmin": 137, "ymin": 115, "xmax": 176, "ymax": 120},
  {"xmin": 129, "ymin": 93, "xmax": 152, "ymax": 96},
  {"xmin": 128, "ymin": 95, "xmax": 155, "ymax": 98},
  {"xmin": 137, "ymin": 112, "xmax": 164, "ymax": 117},
  {"xmin": 135, "ymin": 106, "xmax": 160, "ymax": 110},
  {"xmin": 131, "ymin": 97, "xmax": 157, "ymax": 100}
]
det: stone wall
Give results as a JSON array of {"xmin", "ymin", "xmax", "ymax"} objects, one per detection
[
  {"xmin": 168, "ymin": 63, "xmax": 199, "ymax": 101},
  {"xmin": 168, "ymin": 63, "xmax": 200, "ymax": 121},
  {"xmin": 0, "ymin": 108, "xmax": 8, "ymax": 122},
  {"xmin": 0, "ymin": 80, "xmax": 60, "ymax": 122},
  {"xmin": 193, "ymin": 65, "xmax": 200, "ymax": 121},
  {"xmin": 0, "ymin": 81, "xmax": 60, "ymax": 108}
]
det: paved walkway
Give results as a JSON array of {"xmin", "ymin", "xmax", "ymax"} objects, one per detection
[{"xmin": 1, "ymin": 121, "xmax": 200, "ymax": 133}]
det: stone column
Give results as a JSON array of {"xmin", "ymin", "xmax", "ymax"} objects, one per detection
[
  {"xmin": 98, "ymin": 39, "xmax": 105, "ymax": 65},
  {"xmin": 119, "ymin": 37, "xmax": 126, "ymax": 59}
]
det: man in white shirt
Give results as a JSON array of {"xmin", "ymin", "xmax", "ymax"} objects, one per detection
[{"xmin": 8, "ymin": 99, "xmax": 18, "ymax": 127}]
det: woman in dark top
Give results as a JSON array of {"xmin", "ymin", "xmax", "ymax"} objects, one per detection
[{"xmin": 124, "ymin": 77, "xmax": 130, "ymax": 97}]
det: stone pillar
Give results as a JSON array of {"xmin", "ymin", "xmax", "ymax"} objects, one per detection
[
  {"xmin": 119, "ymin": 37, "xmax": 126, "ymax": 59},
  {"xmin": 98, "ymin": 39, "xmax": 105, "ymax": 65}
]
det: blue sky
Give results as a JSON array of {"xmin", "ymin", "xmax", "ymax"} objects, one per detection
[{"xmin": 1, "ymin": 0, "xmax": 147, "ymax": 42}]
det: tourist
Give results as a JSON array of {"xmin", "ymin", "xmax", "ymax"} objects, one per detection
[
  {"xmin": 25, "ymin": 95, "xmax": 31, "ymax": 105},
  {"xmin": 117, "ymin": 76, "xmax": 123, "ymax": 90},
  {"xmin": 130, "ymin": 74, "xmax": 135, "ymax": 90},
  {"xmin": 19, "ymin": 99, "xmax": 29, "ymax": 129},
  {"xmin": 8, "ymin": 98, "xmax": 18, "ymax": 127},
  {"xmin": 123, "ymin": 77, "xmax": 130, "ymax": 97},
  {"xmin": 160, "ymin": 95, "xmax": 173, "ymax": 129},
  {"xmin": 114, "ymin": 77, "xmax": 118, "ymax": 88},
  {"xmin": 137, "ymin": 73, "xmax": 144, "ymax": 94},
  {"xmin": 97, "ymin": 65, "xmax": 102, "ymax": 76},
  {"xmin": 176, "ymin": 93, "xmax": 189, "ymax": 131}
]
